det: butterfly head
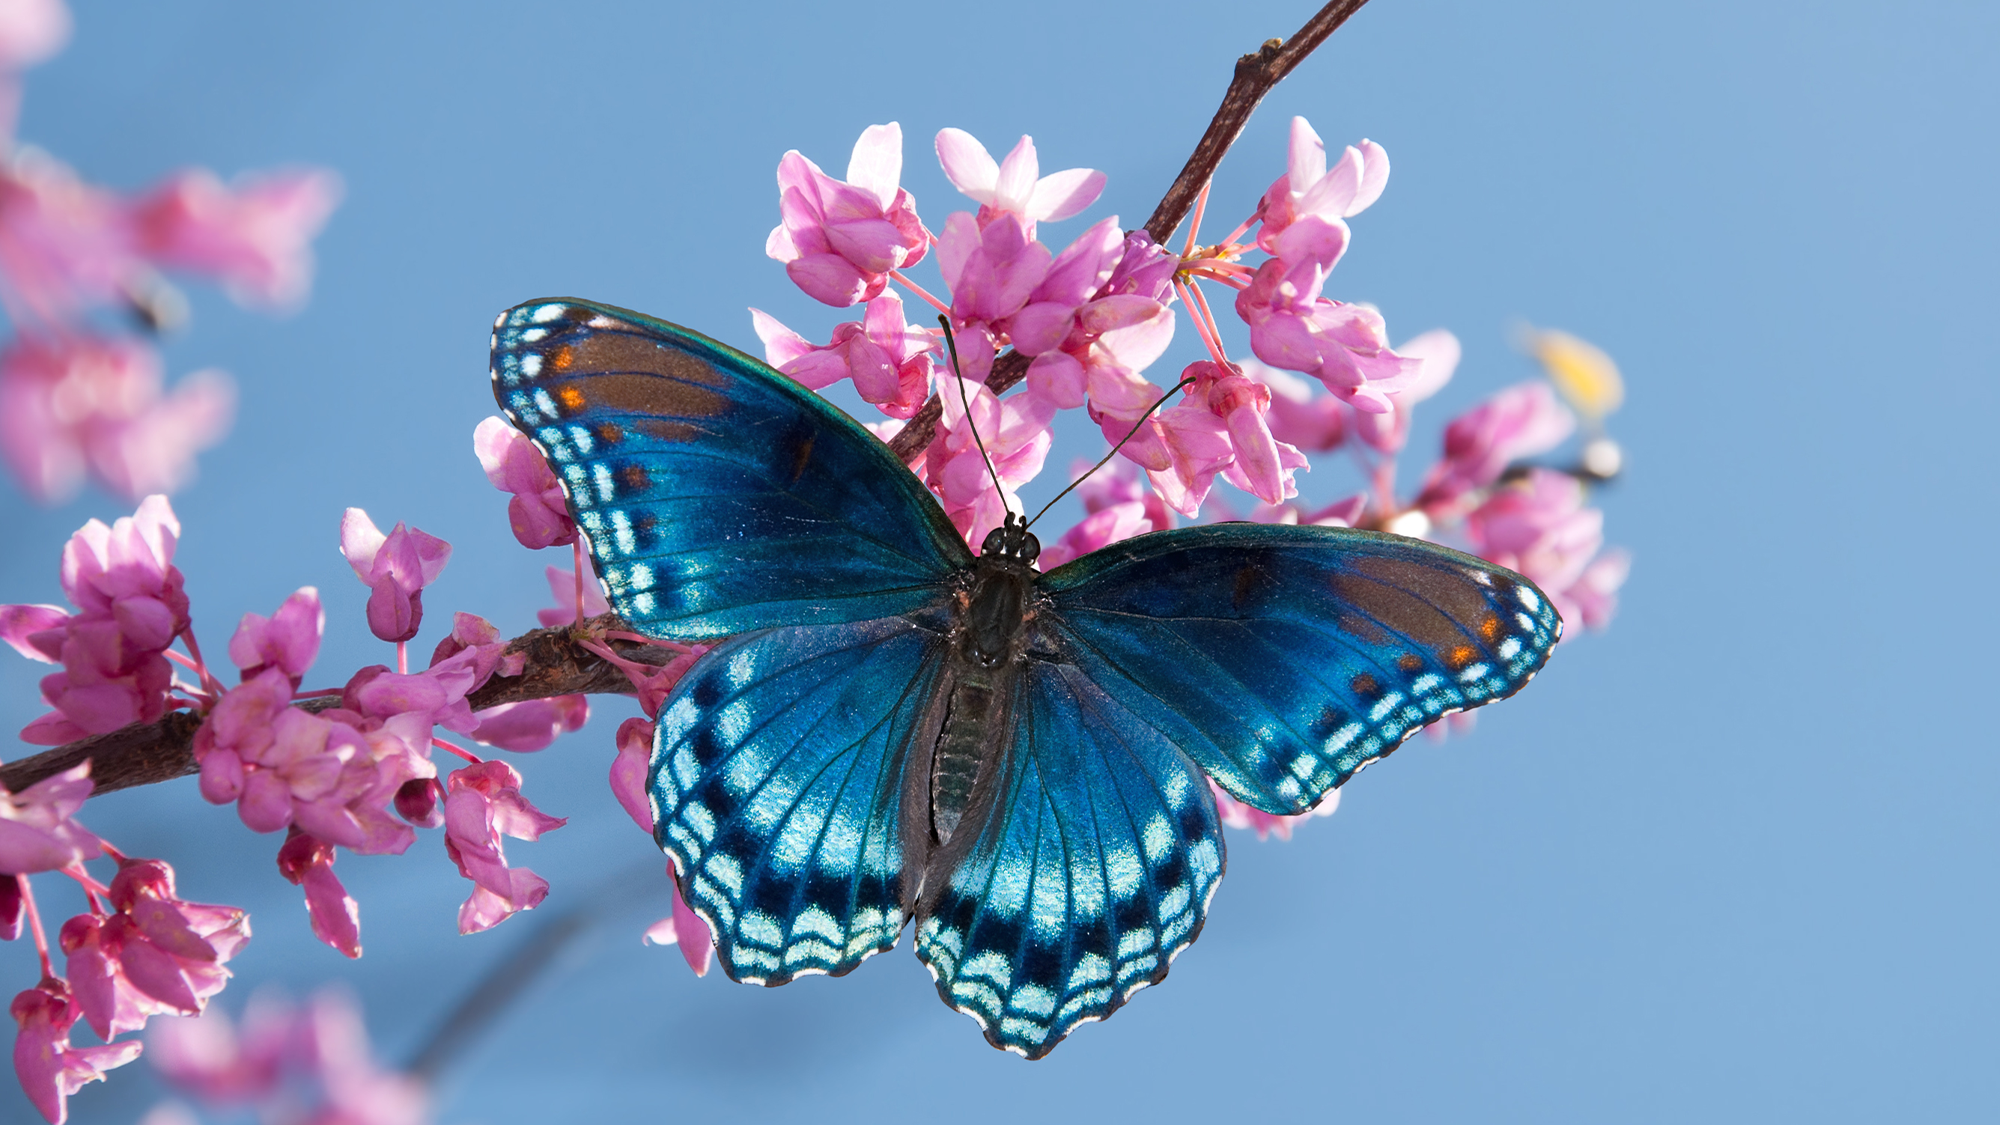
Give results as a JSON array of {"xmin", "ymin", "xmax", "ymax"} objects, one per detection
[{"xmin": 979, "ymin": 511, "xmax": 1040, "ymax": 565}]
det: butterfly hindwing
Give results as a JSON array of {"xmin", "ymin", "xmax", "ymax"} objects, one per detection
[
  {"xmin": 1042, "ymin": 524, "xmax": 1561, "ymax": 815},
  {"xmin": 652, "ymin": 613, "xmax": 950, "ymax": 983},
  {"xmin": 491, "ymin": 299, "xmax": 972, "ymax": 639},
  {"xmin": 914, "ymin": 659, "xmax": 1224, "ymax": 1059}
]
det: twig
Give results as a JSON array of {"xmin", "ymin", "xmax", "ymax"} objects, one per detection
[
  {"xmin": 885, "ymin": 0, "xmax": 1373, "ymax": 466},
  {"xmin": 0, "ymin": 614, "xmax": 676, "ymax": 798}
]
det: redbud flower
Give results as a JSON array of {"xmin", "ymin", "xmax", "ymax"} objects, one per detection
[
  {"xmin": 643, "ymin": 860, "xmax": 714, "ymax": 978},
  {"xmin": 226, "ymin": 586, "xmax": 322, "ymax": 685},
  {"xmin": 1464, "ymin": 468, "xmax": 1604, "ymax": 601},
  {"xmin": 339, "ymin": 509, "xmax": 450, "ymax": 644},
  {"xmin": 426, "ymin": 611, "xmax": 522, "ymax": 691},
  {"xmin": 442, "ymin": 760, "xmax": 564, "ymax": 934},
  {"xmin": 0, "ymin": 148, "xmax": 135, "ymax": 326},
  {"xmin": 1348, "ymin": 329, "xmax": 1460, "ymax": 453},
  {"xmin": 11, "ymin": 976, "xmax": 144, "ymax": 1125},
  {"xmin": 293, "ymin": 990, "xmax": 428, "ymax": 1125},
  {"xmin": 535, "ymin": 564, "xmax": 608, "ymax": 629},
  {"xmin": 60, "ymin": 858, "xmax": 248, "ymax": 1040},
  {"xmin": 609, "ymin": 716, "xmax": 653, "ymax": 834},
  {"xmin": 1416, "ymin": 381, "xmax": 1577, "ymax": 511},
  {"xmin": 1564, "ymin": 549, "xmax": 1631, "ymax": 631},
  {"xmin": 1256, "ymin": 117, "xmax": 1389, "ymax": 254},
  {"xmin": 276, "ymin": 829, "xmax": 360, "ymax": 959},
  {"xmin": 938, "ymin": 210, "xmax": 1051, "ymax": 326},
  {"xmin": 0, "ymin": 763, "xmax": 99, "ymax": 874},
  {"xmin": 0, "ymin": 875, "xmax": 21, "ymax": 941},
  {"xmin": 130, "ymin": 167, "xmax": 341, "ymax": 309},
  {"xmin": 751, "ymin": 290, "xmax": 937, "ymax": 419},
  {"xmin": 0, "ymin": 334, "xmax": 234, "ymax": 504},
  {"xmin": 472, "ymin": 416, "xmax": 574, "ymax": 549},
  {"xmin": 144, "ymin": 992, "xmax": 292, "ymax": 1103},
  {"xmin": 766, "ymin": 122, "xmax": 930, "ymax": 308},
  {"xmin": 0, "ymin": 0, "xmax": 70, "ymax": 74},
  {"xmin": 924, "ymin": 374, "xmax": 1054, "ymax": 544},
  {"xmin": 1246, "ymin": 359, "xmax": 1346, "ymax": 452},
  {"xmin": 466, "ymin": 695, "xmax": 587, "ymax": 753},
  {"xmin": 934, "ymin": 129, "xmax": 1105, "ymax": 234}
]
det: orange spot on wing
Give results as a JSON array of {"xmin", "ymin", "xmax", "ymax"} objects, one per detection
[
  {"xmin": 1350, "ymin": 673, "xmax": 1380, "ymax": 698},
  {"xmin": 555, "ymin": 385, "xmax": 587, "ymax": 414},
  {"xmin": 1397, "ymin": 653, "xmax": 1423, "ymax": 673},
  {"xmin": 548, "ymin": 345, "xmax": 575, "ymax": 373},
  {"xmin": 594, "ymin": 422, "xmax": 624, "ymax": 445},
  {"xmin": 1478, "ymin": 614, "xmax": 1502, "ymax": 642},
  {"xmin": 1443, "ymin": 644, "xmax": 1477, "ymax": 670}
]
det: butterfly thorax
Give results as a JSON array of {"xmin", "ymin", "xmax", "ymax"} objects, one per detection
[{"xmin": 930, "ymin": 543, "xmax": 1041, "ymax": 844}]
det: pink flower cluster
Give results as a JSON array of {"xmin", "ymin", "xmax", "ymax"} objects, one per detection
[
  {"xmin": 146, "ymin": 989, "xmax": 425, "ymax": 1125},
  {"xmin": 0, "ymin": 0, "xmax": 339, "ymax": 504},
  {"xmin": 751, "ymin": 118, "xmax": 1430, "ymax": 545}
]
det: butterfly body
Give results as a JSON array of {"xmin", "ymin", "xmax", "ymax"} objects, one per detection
[{"xmin": 491, "ymin": 298, "xmax": 1562, "ymax": 1058}]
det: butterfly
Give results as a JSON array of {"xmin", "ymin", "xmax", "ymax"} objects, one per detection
[{"xmin": 490, "ymin": 298, "xmax": 1561, "ymax": 1059}]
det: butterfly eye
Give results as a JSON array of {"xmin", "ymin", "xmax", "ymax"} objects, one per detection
[
  {"xmin": 1018, "ymin": 533, "xmax": 1040, "ymax": 564},
  {"xmin": 980, "ymin": 527, "xmax": 1007, "ymax": 556}
]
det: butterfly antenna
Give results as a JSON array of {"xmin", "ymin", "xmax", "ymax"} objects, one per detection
[
  {"xmin": 1026, "ymin": 374, "xmax": 1198, "ymax": 531},
  {"xmin": 937, "ymin": 315, "xmax": 1010, "ymax": 512}
]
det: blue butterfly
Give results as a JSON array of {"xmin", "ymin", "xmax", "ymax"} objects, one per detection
[{"xmin": 490, "ymin": 298, "xmax": 1561, "ymax": 1058}]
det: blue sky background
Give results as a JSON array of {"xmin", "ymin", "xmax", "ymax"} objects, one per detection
[{"xmin": 2, "ymin": 0, "xmax": 1996, "ymax": 1121}]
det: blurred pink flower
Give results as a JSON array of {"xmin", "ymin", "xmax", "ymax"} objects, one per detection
[
  {"xmin": 0, "ymin": 148, "xmax": 135, "ymax": 325},
  {"xmin": 295, "ymin": 991, "xmax": 427, "ymax": 1125},
  {"xmin": 751, "ymin": 290, "xmax": 937, "ymax": 419},
  {"xmin": 339, "ymin": 509, "xmax": 450, "ymax": 644},
  {"xmin": 535, "ymin": 563, "xmax": 608, "ymax": 628},
  {"xmin": 923, "ymin": 373, "xmax": 1054, "ymax": 545},
  {"xmin": 1564, "ymin": 547, "xmax": 1631, "ymax": 630},
  {"xmin": 0, "ymin": 0, "xmax": 70, "ymax": 74},
  {"xmin": 642, "ymin": 859, "xmax": 713, "ymax": 978},
  {"xmin": 766, "ymin": 122, "xmax": 930, "ymax": 308},
  {"xmin": 144, "ymin": 992, "xmax": 291, "ymax": 1103},
  {"xmin": 131, "ymin": 167, "xmax": 341, "ymax": 309},
  {"xmin": 1349, "ymin": 328, "xmax": 1461, "ymax": 453},
  {"xmin": 275, "ymin": 829, "xmax": 360, "ymax": 959},
  {"xmin": 0, "ymin": 762, "xmax": 98, "ymax": 874},
  {"xmin": 0, "ymin": 333, "xmax": 232, "ymax": 504},
  {"xmin": 1463, "ymin": 467, "xmax": 1625, "ymax": 632},
  {"xmin": 1255, "ymin": 117, "xmax": 1389, "ymax": 255},
  {"xmin": 472, "ymin": 416, "xmax": 574, "ymax": 549},
  {"xmin": 1244, "ymin": 359, "xmax": 1345, "ymax": 453},
  {"xmin": 226, "ymin": 586, "xmax": 322, "ymax": 686},
  {"xmin": 1417, "ymin": 381, "xmax": 1577, "ymax": 511},
  {"xmin": 934, "ymin": 129, "xmax": 1104, "ymax": 234},
  {"xmin": 467, "ymin": 695, "xmax": 587, "ymax": 753},
  {"xmin": 1211, "ymin": 780, "xmax": 1339, "ymax": 841},
  {"xmin": 442, "ymin": 759, "xmax": 564, "ymax": 934},
  {"xmin": 1039, "ymin": 500, "xmax": 1154, "ymax": 570},
  {"xmin": 11, "ymin": 976, "xmax": 143, "ymax": 1125},
  {"xmin": 60, "ymin": 858, "xmax": 248, "ymax": 1040}
]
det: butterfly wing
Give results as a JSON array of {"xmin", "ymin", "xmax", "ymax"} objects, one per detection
[
  {"xmin": 491, "ymin": 298, "xmax": 972, "ymax": 639},
  {"xmin": 1041, "ymin": 524, "xmax": 1562, "ymax": 815},
  {"xmin": 913, "ymin": 659, "xmax": 1224, "ymax": 1060},
  {"xmin": 652, "ymin": 612, "xmax": 952, "ymax": 983}
]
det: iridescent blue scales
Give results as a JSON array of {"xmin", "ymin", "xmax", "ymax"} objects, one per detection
[{"xmin": 490, "ymin": 298, "xmax": 1561, "ymax": 1059}]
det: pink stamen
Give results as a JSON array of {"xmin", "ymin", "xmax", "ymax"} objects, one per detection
[
  {"xmin": 889, "ymin": 269, "xmax": 952, "ymax": 316},
  {"xmin": 18, "ymin": 875, "xmax": 52, "ymax": 976},
  {"xmin": 396, "ymin": 640, "xmax": 408, "ymax": 676},
  {"xmin": 61, "ymin": 863, "xmax": 109, "ymax": 898},
  {"xmin": 176, "ymin": 629, "xmax": 226, "ymax": 698},
  {"xmin": 432, "ymin": 737, "xmax": 482, "ymax": 765},
  {"xmin": 1185, "ymin": 181, "xmax": 1213, "ymax": 257}
]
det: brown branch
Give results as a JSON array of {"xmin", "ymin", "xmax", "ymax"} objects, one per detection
[
  {"xmin": 884, "ymin": 0, "xmax": 1372, "ymax": 466},
  {"xmin": 0, "ymin": 614, "xmax": 676, "ymax": 799}
]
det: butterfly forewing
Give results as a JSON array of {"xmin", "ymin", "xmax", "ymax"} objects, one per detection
[
  {"xmin": 490, "ymin": 299, "xmax": 970, "ymax": 639},
  {"xmin": 1041, "ymin": 524, "xmax": 1562, "ymax": 815}
]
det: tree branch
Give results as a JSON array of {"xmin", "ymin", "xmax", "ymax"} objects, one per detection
[
  {"xmin": 885, "ymin": 0, "xmax": 1372, "ymax": 466},
  {"xmin": 0, "ymin": 614, "xmax": 676, "ymax": 798}
]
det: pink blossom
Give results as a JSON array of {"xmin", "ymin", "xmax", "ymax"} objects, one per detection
[
  {"xmin": 0, "ymin": 763, "xmax": 99, "ymax": 874},
  {"xmin": 535, "ymin": 563, "xmax": 609, "ymax": 628},
  {"xmin": 425, "ymin": 611, "xmax": 520, "ymax": 693},
  {"xmin": 1031, "ymin": 292, "xmax": 1175, "ymax": 413},
  {"xmin": 1417, "ymin": 381, "xmax": 1577, "ymax": 511},
  {"xmin": 934, "ymin": 129, "xmax": 1104, "ymax": 234},
  {"xmin": 276, "ymin": 830, "xmax": 360, "ymax": 959},
  {"xmin": 21, "ymin": 494, "xmax": 191, "ymax": 743},
  {"xmin": 1007, "ymin": 216, "xmax": 1124, "ymax": 357},
  {"xmin": 1037, "ymin": 459, "xmax": 1178, "ymax": 570},
  {"xmin": 1564, "ymin": 548, "xmax": 1631, "ymax": 631},
  {"xmin": 295, "ymin": 991, "xmax": 427, "ymax": 1125},
  {"xmin": 130, "ymin": 167, "xmax": 340, "ymax": 309},
  {"xmin": 609, "ymin": 716, "xmax": 654, "ymax": 833},
  {"xmin": 442, "ymin": 760, "xmax": 564, "ymax": 934},
  {"xmin": 0, "ymin": 0, "xmax": 70, "ymax": 73},
  {"xmin": 1256, "ymin": 117, "xmax": 1389, "ymax": 254},
  {"xmin": 938, "ymin": 210, "xmax": 1050, "ymax": 326},
  {"xmin": 60, "ymin": 857, "xmax": 248, "ymax": 1040},
  {"xmin": 1245, "ymin": 359, "xmax": 1346, "ymax": 452},
  {"xmin": 472, "ymin": 416, "xmax": 574, "ymax": 549},
  {"xmin": 0, "ymin": 333, "xmax": 232, "ymax": 504},
  {"xmin": 1, "ymin": 875, "xmax": 21, "ymax": 941},
  {"xmin": 751, "ymin": 290, "xmax": 936, "ymax": 419},
  {"xmin": 1464, "ymin": 469, "xmax": 1604, "ymax": 604},
  {"xmin": 226, "ymin": 586, "xmax": 322, "ymax": 685},
  {"xmin": 392, "ymin": 777, "xmax": 444, "ymax": 830},
  {"xmin": 467, "ymin": 695, "xmax": 588, "ymax": 753},
  {"xmin": 144, "ymin": 993, "xmax": 292, "ymax": 1103},
  {"xmin": 1210, "ymin": 780, "xmax": 1339, "ymax": 841},
  {"xmin": 766, "ymin": 123, "xmax": 930, "ymax": 307},
  {"xmin": 339, "ymin": 508, "xmax": 450, "ymax": 644},
  {"xmin": 923, "ymin": 374, "xmax": 1054, "ymax": 545},
  {"xmin": 11, "ymin": 976, "xmax": 144, "ymax": 1124},
  {"xmin": 0, "ymin": 603, "xmax": 66, "ymax": 662},
  {"xmin": 1348, "ymin": 329, "xmax": 1460, "ymax": 453},
  {"xmin": 1233, "ymin": 256, "xmax": 1419, "ymax": 414},
  {"xmin": 0, "ymin": 148, "xmax": 135, "ymax": 326},
  {"xmin": 642, "ymin": 860, "xmax": 713, "ymax": 978}
]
